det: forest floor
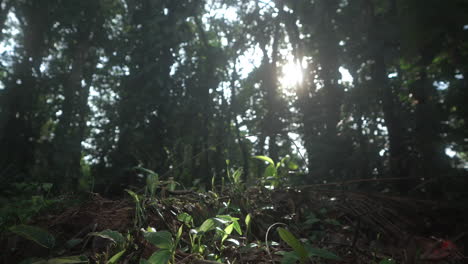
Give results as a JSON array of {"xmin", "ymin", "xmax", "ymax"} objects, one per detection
[{"xmin": 2, "ymin": 187, "xmax": 467, "ymax": 264}]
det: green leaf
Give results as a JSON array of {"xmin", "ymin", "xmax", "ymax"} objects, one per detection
[
  {"xmin": 148, "ymin": 249, "xmax": 171, "ymax": 264},
  {"xmin": 232, "ymin": 220, "xmax": 242, "ymax": 235},
  {"xmin": 177, "ymin": 212, "xmax": 193, "ymax": 226},
  {"xmin": 10, "ymin": 225, "xmax": 55, "ymax": 249},
  {"xmin": 174, "ymin": 225, "xmax": 183, "ymax": 249},
  {"xmin": 287, "ymin": 161, "xmax": 299, "ymax": 170},
  {"xmin": 264, "ymin": 164, "xmax": 277, "ymax": 178},
  {"xmin": 216, "ymin": 215, "xmax": 239, "ymax": 222},
  {"xmin": 305, "ymin": 244, "xmax": 341, "ymax": 260},
  {"xmin": 198, "ymin": 218, "xmax": 216, "ymax": 233},
  {"xmin": 90, "ymin": 230, "xmax": 125, "ymax": 246},
  {"xmin": 107, "ymin": 250, "xmax": 126, "ymax": 264},
  {"xmin": 125, "ymin": 189, "xmax": 139, "ymax": 202},
  {"xmin": 245, "ymin": 213, "xmax": 251, "ymax": 236},
  {"xmin": 277, "ymin": 156, "xmax": 289, "ymax": 169},
  {"xmin": 135, "ymin": 167, "xmax": 159, "ymax": 176},
  {"xmin": 139, "ymin": 259, "xmax": 150, "ymax": 264},
  {"xmin": 245, "ymin": 213, "xmax": 251, "ymax": 226},
  {"xmin": 65, "ymin": 238, "xmax": 83, "ymax": 249},
  {"xmin": 252, "ymin": 155, "xmax": 275, "ymax": 166},
  {"xmin": 224, "ymin": 223, "xmax": 234, "ymax": 235},
  {"xmin": 280, "ymin": 251, "xmax": 301, "ymax": 264},
  {"xmin": 277, "ymin": 228, "xmax": 307, "ymax": 262},
  {"xmin": 20, "ymin": 258, "xmax": 43, "ymax": 264},
  {"xmin": 143, "ymin": 231, "xmax": 173, "ymax": 250},
  {"xmin": 176, "ymin": 225, "xmax": 183, "ymax": 241},
  {"xmin": 42, "ymin": 256, "xmax": 88, "ymax": 264}
]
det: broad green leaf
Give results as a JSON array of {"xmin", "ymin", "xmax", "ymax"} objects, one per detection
[
  {"xmin": 143, "ymin": 231, "xmax": 173, "ymax": 249},
  {"xmin": 177, "ymin": 213, "xmax": 193, "ymax": 226},
  {"xmin": 264, "ymin": 164, "xmax": 277, "ymax": 178},
  {"xmin": 280, "ymin": 251, "xmax": 300, "ymax": 264},
  {"xmin": 213, "ymin": 217, "xmax": 229, "ymax": 225},
  {"xmin": 216, "ymin": 215, "xmax": 239, "ymax": 222},
  {"xmin": 139, "ymin": 259, "xmax": 150, "ymax": 264},
  {"xmin": 148, "ymin": 249, "xmax": 171, "ymax": 264},
  {"xmin": 20, "ymin": 258, "xmax": 43, "ymax": 264},
  {"xmin": 232, "ymin": 220, "xmax": 242, "ymax": 235},
  {"xmin": 221, "ymin": 233, "xmax": 229, "ymax": 244},
  {"xmin": 224, "ymin": 223, "xmax": 234, "ymax": 235},
  {"xmin": 10, "ymin": 225, "xmax": 55, "ymax": 249},
  {"xmin": 65, "ymin": 238, "xmax": 83, "ymax": 249},
  {"xmin": 90, "ymin": 230, "xmax": 125, "ymax": 246},
  {"xmin": 40, "ymin": 256, "xmax": 88, "ymax": 264},
  {"xmin": 287, "ymin": 161, "xmax": 299, "ymax": 170},
  {"xmin": 107, "ymin": 250, "xmax": 126, "ymax": 264},
  {"xmin": 198, "ymin": 218, "xmax": 216, "ymax": 233},
  {"xmin": 252, "ymin": 155, "xmax": 275, "ymax": 165},
  {"xmin": 277, "ymin": 228, "xmax": 307, "ymax": 262},
  {"xmin": 305, "ymin": 244, "xmax": 341, "ymax": 260}
]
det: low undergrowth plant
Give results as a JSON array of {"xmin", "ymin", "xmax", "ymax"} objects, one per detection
[
  {"xmin": 8, "ymin": 224, "xmax": 89, "ymax": 264},
  {"xmin": 276, "ymin": 227, "xmax": 341, "ymax": 264},
  {"xmin": 252, "ymin": 155, "xmax": 298, "ymax": 189},
  {"xmin": 140, "ymin": 226, "xmax": 183, "ymax": 264}
]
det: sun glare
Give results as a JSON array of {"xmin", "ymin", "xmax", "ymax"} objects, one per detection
[{"xmin": 279, "ymin": 61, "xmax": 303, "ymax": 88}]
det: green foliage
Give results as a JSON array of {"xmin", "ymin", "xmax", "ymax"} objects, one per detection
[
  {"xmin": 141, "ymin": 228, "xmax": 178, "ymax": 264},
  {"xmin": 0, "ymin": 182, "xmax": 60, "ymax": 231},
  {"xmin": 304, "ymin": 244, "xmax": 341, "ymax": 260},
  {"xmin": 9, "ymin": 224, "xmax": 89, "ymax": 263},
  {"xmin": 1, "ymin": 0, "xmax": 466, "ymax": 203},
  {"xmin": 107, "ymin": 250, "xmax": 126, "ymax": 264},
  {"xmin": 226, "ymin": 159, "xmax": 244, "ymax": 191},
  {"xmin": 252, "ymin": 155, "xmax": 293, "ymax": 188},
  {"xmin": 143, "ymin": 230, "xmax": 173, "ymax": 249},
  {"xmin": 277, "ymin": 228, "xmax": 307, "ymax": 263},
  {"xmin": 90, "ymin": 229, "xmax": 126, "ymax": 249},
  {"xmin": 20, "ymin": 255, "xmax": 89, "ymax": 264},
  {"xmin": 125, "ymin": 189, "xmax": 146, "ymax": 228},
  {"xmin": 277, "ymin": 227, "xmax": 341, "ymax": 263},
  {"xmin": 1, "ymin": 0, "xmax": 468, "ymax": 261},
  {"xmin": 9, "ymin": 224, "xmax": 56, "ymax": 249}
]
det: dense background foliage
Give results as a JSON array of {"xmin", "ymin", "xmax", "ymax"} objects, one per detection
[{"xmin": 1, "ymin": 0, "xmax": 467, "ymax": 198}]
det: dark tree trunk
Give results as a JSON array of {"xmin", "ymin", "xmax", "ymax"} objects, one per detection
[
  {"xmin": 230, "ymin": 68, "xmax": 250, "ymax": 182},
  {"xmin": 412, "ymin": 53, "xmax": 447, "ymax": 196},
  {"xmin": 313, "ymin": 0, "xmax": 344, "ymax": 181},
  {"xmin": 0, "ymin": 1, "xmax": 49, "ymax": 178},
  {"xmin": 52, "ymin": 37, "xmax": 92, "ymax": 190}
]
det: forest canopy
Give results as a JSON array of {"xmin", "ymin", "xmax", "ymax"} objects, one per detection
[
  {"xmin": 0, "ymin": 0, "xmax": 467, "ymax": 196},
  {"xmin": 2, "ymin": 1, "xmax": 468, "ymax": 263}
]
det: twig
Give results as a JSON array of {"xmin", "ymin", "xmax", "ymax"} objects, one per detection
[{"xmin": 265, "ymin": 222, "xmax": 287, "ymax": 263}]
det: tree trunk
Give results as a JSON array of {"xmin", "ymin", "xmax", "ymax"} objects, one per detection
[
  {"xmin": 0, "ymin": 1, "xmax": 49, "ymax": 178},
  {"xmin": 53, "ymin": 36, "xmax": 92, "ymax": 190}
]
